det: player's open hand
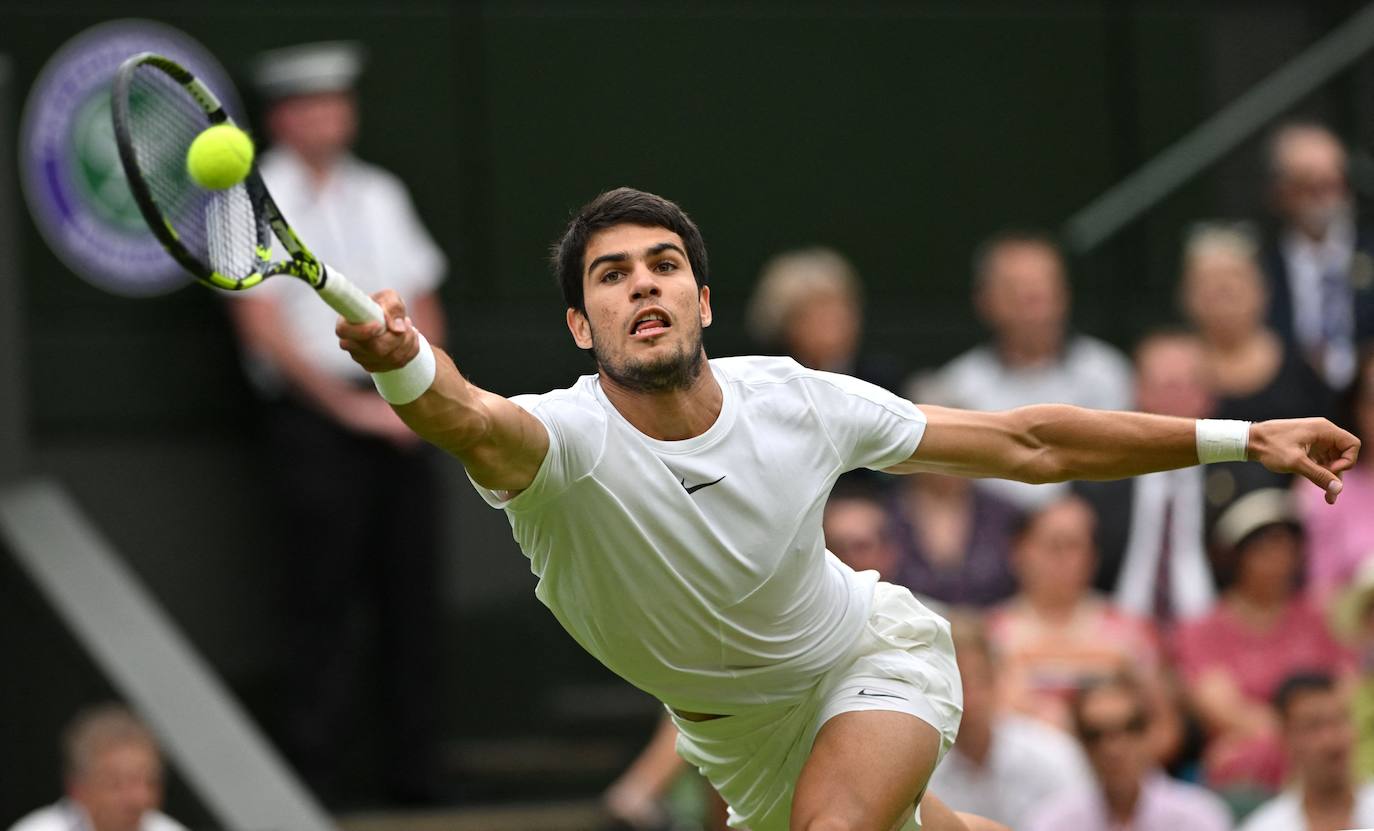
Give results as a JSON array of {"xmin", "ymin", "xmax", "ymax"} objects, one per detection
[
  {"xmin": 336, "ymin": 289, "xmax": 421, "ymax": 373},
  {"xmin": 1249, "ymin": 417, "xmax": 1361, "ymax": 504}
]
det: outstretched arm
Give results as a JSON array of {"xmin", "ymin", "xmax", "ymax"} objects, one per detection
[
  {"xmin": 887, "ymin": 404, "xmax": 1360, "ymax": 504},
  {"xmin": 336, "ymin": 290, "xmax": 549, "ymax": 493}
]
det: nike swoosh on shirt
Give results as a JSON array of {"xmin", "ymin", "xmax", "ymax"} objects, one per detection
[
  {"xmin": 680, "ymin": 475, "xmax": 726, "ymax": 495},
  {"xmin": 856, "ymin": 688, "xmax": 908, "ymax": 701}
]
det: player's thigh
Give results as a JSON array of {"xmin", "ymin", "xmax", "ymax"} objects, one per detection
[{"xmin": 790, "ymin": 709, "xmax": 941, "ymax": 831}]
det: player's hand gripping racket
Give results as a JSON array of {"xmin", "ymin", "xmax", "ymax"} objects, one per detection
[{"xmin": 110, "ymin": 52, "xmax": 383, "ymax": 324}]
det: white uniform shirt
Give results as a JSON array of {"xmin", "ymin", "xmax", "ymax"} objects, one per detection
[
  {"xmin": 927, "ymin": 334, "xmax": 1132, "ymax": 509},
  {"xmin": 471, "ymin": 356, "xmax": 927, "ymax": 714},
  {"xmin": 8, "ymin": 800, "xmax": 186, "ymax": 831},
  {"xmin": 244, "ymin": 148, "xmax": 447, "ymax": 390},
  {"xmin": 1112, "ymin": 467, "xmax": 1215, "ymax": 620},
  {"xmin": 929, "ymin": 714, "xmax": 1093, "ymax": 828},
  {"xmin": 1239, "ymin": 783, "xmax": 1374, "ymax": 831}
]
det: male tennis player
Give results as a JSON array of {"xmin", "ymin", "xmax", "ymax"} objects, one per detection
[{"xmin": 337, "ymin": 188, "xmax": 1359, "ymax": 831}]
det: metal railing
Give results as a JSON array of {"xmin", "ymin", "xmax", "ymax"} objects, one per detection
[{"xmin": 1062, "ymin": 2, "xmax": 1374, "ymax": 253}]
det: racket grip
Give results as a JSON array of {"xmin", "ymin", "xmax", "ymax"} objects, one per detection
[{"xmin": 316, "ymin": 266, "xmax": 385, "ymax": 324}]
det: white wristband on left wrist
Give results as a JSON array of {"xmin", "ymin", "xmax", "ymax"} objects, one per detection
[
  {"xmin": 372, "ymin": 331, "xmax": 436, "ymax": 405},
  {"xmin": 1196, "ymin": 418, "xmax": 1250, "ymax": 464}
]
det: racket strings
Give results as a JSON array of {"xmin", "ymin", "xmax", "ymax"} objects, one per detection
[{"xmin": 125, "ymin": 65, "xmax": 259, "ymax": 279}]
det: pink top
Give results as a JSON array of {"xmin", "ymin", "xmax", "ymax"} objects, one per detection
[
  {"xmin": 1299, "ymin": 466, "xmax": 1374, "ymax": 606},
  {"xmin": 1173, "ymin": 599, "xmax": 1350, "ymax": 702},
  {"xmin": 988, "ymin": 595, "xmax": 1160, "ymax": 728}
]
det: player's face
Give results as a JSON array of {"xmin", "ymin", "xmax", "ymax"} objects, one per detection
[
  {"xmin": 569, "ymin": 224, "xmax": 713, "ymax": 393},
  {"xmin": 69, "ymin": 743, "xmax": 162, "ymax": 831}
]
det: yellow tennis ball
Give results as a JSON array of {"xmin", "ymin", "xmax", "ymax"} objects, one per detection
[{"xmin": 186, "ymin": 124, "xmax": 254, "ymax": 190}]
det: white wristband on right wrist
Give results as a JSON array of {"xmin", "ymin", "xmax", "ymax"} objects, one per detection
[
  {"xmin": 371, "ymin": 331, "xmax": 436, "ymax": 405},
  {"xmin": 1196, "ymin": 418, "xmax": 1250, "ymax": 464}
]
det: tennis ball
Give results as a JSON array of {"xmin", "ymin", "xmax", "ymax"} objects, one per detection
[{"xmin": 186, "ymin": 124, "xmax": 254, "ymax": 190}]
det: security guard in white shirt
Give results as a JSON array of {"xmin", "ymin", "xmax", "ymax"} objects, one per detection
[{"xmin": 226, "ymin": 41, "xmax": 448, "ymax": 806}]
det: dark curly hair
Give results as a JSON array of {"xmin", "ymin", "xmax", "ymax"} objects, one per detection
[{"xmin": 551, "ymin": 187, "xmax": 709, "ymax": 314}]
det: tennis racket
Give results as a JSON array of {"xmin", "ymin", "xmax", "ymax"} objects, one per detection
[{"xmin": 110, "ymin": 51, "xmax": 383, "ymax": 324}]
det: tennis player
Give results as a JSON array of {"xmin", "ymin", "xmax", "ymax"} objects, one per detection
[{"xmin": 337, "ymin": 188, "xmax": 1359, "ymax": 831}]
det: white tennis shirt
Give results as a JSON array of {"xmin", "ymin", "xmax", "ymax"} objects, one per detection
[{"xmin": 471, "ymin": 356, "xmax": 928, "ymax": 713}]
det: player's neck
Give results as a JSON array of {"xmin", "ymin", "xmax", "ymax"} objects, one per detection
[{"xmin": 600, "ymin": 362, "xmax": 724, "ymax": 442}]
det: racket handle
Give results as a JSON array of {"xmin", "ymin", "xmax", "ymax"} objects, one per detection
[{"xmin": 316, "ymin": 266, "xmax": 385, "ymax": 324}]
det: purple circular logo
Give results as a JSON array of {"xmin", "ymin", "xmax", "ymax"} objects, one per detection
[{"xmin": 20, "ymin": 20, "xmax": 241, "ymax": 296}]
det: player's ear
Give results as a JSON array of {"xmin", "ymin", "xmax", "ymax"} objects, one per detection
[
  {"xmin": 699, "ymin": 285, "xmax": 712, "ymax": 329},
  {"xmin": 567, "ymin": 306, "xmax": 593, "ymax": 349}
]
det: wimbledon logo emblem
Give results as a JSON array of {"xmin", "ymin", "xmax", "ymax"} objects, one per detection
[{"xmin": 19, "ymin": 19, "xmax": 240, "ymax": 296}]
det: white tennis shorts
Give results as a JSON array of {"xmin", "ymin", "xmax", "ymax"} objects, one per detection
[{"xmin": 670, "ymin": 581, "xmax": 963, "ymax": 831}]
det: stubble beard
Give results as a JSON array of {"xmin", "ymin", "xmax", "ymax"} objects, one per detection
[{"xmin": 593, "ymin": 324, "xmax": 706, "ymax": 394}]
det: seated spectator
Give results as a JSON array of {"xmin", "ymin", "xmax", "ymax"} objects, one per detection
[
  {"xmin": 885, "ymin": 377, "xmax": 1019, "ymax": 607},
  {"xmin": 1298, "ymin": 347, "xmax": 1374, "ymax": 606},
  {"xmin": 1025, "ymin": 675, "xmax": 1232, "ymax": 831},
  {"xmin": 888, "ymin": 468, "xmax": 1020, "ymax": 608},
  {"xmin": 922, "ymin": 230, "xmax": 1132, "ymax": 510},
  {"xmin": 1075, "ymin": 329, "xmax": 1219, "ymax": 626},
  {"xmin": 747, "ymin": 246, "xmax": 903, "ymax": 391},
  {"xmin": 822, "ymin": 488, "xmax": 902, "ymax": 581},
  {"xmin": 8, "ymin": 704, "xmax": 186, "ymax": 831},
  {"xmin": 986, "ymin": 497, "xmax": 1180, "ymax": 761},
  {"xmin": 1181, "ymin": 223, "xmax": 1334, "ymax": 427},
  {"xmin": 1239, "ymin": 672, "xmax": 1374, "ymax": 831},
  {"xmin": 931, "ymin": 612, "xmax": 1093, "ymax": 828},
  {"xmin": 1173, "ymin": 488, "xmax": 1352, "ymax": 796}
]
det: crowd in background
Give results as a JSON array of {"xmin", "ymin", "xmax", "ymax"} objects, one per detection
[
  {"xmin": 11, "ymin": 62, "xmax": 1374, "ymax": 831},
  {"xmin": 609, "ymin": 120, "xmax": 1374, "ymax": 831}
]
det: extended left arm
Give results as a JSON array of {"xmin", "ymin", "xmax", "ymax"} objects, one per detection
[{"xmin": 886, "ymin": 404, "xmax": 1360, "ymax": 504}]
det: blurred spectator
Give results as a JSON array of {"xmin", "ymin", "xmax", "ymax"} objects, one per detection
[
  {"xmin": 1238, "ymin": 673, "xmax": 1374, "ymax": 831},
  {"xmin": 823, "ymin": 488, "xmax": 902, "ymax": 581},
  {"xmin": 1298, "ymin": 346, "xmax": 1374, "ymax": 606},
  {"xmin": 1173, "ymin": 489, "xmax": 1352, "ymax": 796},
  {"xmin": 1025, "ymin": 676, "xmax": 1232, "ymax": 831},
  {"xmin": 888, "ymin": 377, "xmax": 1019, "ymax": 607},
  {"xmin": 7, "ymin": 704, "xmax": 186, "ymax": 831},
  {"xmin": 985, "ymin": 497, "xmax": 1180, "ymax": 761},
  {"xmin": 888, "ymin": 470, "xmax": 1019, "ymax": 608},
  {"xmin": 1181, "ymin": 223, "xmax": 1334, "ymax": 427},
  {"xmin": 923, "ymin": 230, "xmax": 1132, "ymax": 510},
  {"xmin": 1330, "ymin": 559, "xmax": 1374, "ymax": 780},
  {"xmin": 747, "ymin": 247, "xmax": 903, "ymax": 391},
  {"xmin": 1074, "ymin": 330, "xmax": 1218, "ymax": 625},
  {"xmin": 930, "ymin": 612, "xmax": 1093, "ymax": 828},
  {"xmin": 226, "ymin": 42, "xmax": 448, "ymax": 804},
  {"xmin": 1261, "ymin": 123, "xmax": 1374, "ymax": 390}
]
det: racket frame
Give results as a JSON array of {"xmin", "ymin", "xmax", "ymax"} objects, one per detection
[{"xmin": 111, "ymin": 52, "xmax": 383, "ymax": 323}]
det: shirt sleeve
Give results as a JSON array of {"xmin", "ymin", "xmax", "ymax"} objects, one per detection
[
  {"xmin": 377, "ymin": 174, "xmax": 447, "ymax": 296},
  {"xmin": 466, "ymin": 392, "xmax": 606, "ymax": 511},
  {"xmin": 802, "ymin": 370, "xmax": 928, "ymax": 471}
]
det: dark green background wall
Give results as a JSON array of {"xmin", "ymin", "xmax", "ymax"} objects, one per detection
[{"xmin": 3, "ymin": 0, "xmax": 1371, "ymax": 824}]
